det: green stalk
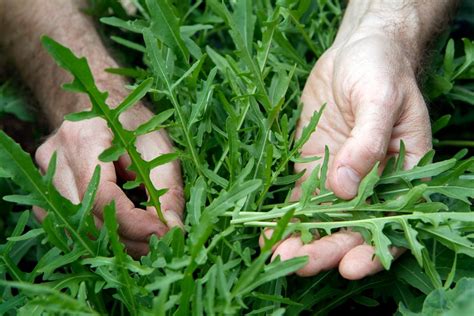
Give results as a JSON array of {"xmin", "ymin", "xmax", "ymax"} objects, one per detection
[
  {"xmin": 87, "ymin": 90, "xmax": 167, "ymax": 225},
  {"xmin": 435, "ymin": 140, "xmax": 474, "ymax": 147}
]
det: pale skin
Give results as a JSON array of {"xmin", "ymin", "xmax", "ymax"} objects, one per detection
[{"xmin": 0, "ymin": 1, "xmax": 456, "ymax": 275}]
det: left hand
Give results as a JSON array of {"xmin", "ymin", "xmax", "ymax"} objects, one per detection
[{"xmin": 34, "ymin": 105, "xmax": 184, "ymax": 258}]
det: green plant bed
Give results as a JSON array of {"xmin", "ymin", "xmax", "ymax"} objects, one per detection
[{"xmin": 1, "ymin": 1, "xmax": 473, "ymax": 315}]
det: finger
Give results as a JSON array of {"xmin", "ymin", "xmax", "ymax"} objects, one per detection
[
  {"xmin": 328, "ymin": 90, "xmax": 401, "ymax": 200},
  {"xmin": 271, "ymin": 235, "xmax": 304, "ymax": 262},
  {"xmin": 149, "ymin": 165, "xmax": 184, "ymax": 220},
  {"xmin": 115, "ymin": 155, "xmax": 136, "ymax": 182},
  {"xmin": 66, "ymin": 145, "xmax": 170, "ymax": 242},
  {"xmin": 293, "ymin": 72, "xmax": 341, "ymax": 200},
  {"xmin": 121, "ymin": 238, "xmax": 150, "ymax": 259},
  {"xmin": 95, "ymin": 213, "xmax": 150, "ymax": 258},
  {"xmin": 32, "ymin": 206, "xmax": 47, "ymax": 222},
  {"xmin": 292, "ymin": 230, "xmax": 364, "ymax": 276},
  {"xmin": 292, "ymin": 149, "xmax": 334, "ymax": 201},
  {"xmin": 271, "ymin": 230, "xmax": 364, "ymax": 277},
  {"xmin": 339, "ymin": 245, "xmax": 405, "ymax": 280},
  {"xmin": 134, "ymin": 131, "xmax": 185, "ymax": 221},
  {"xmin": 258, "ymin": 228, "xmax": 288, "ymax": 252},
  {"xmin": 35, "ymin": 145, "xmax": 81, "ymax": 204},
  {"xmin": 390, "ymin": 89, "xmax": 432, "ymax": 170},
  {"xmin": 94, "ymin": 180, "xmax": 169, "ymax": 241}
]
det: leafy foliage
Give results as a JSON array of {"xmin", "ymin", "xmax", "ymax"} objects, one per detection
[
  {"xmin": 1, "ymin": 0, "xmax": 473, "ymax": 315},
  {"xmin": 399, "ymin": 278, "xmax": 474, "ymax": 316},
  {"xmin": 0, "ymin": 81, "xmax": 33, "ymax": 121}
]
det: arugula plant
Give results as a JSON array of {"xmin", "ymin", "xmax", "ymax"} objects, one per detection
[
  {"xmin": 0, "ymin": 81, "xmax": 33, "ymax": 122},
  {"xmin": 1, "ymin": 0, "xmax": 473, "ymax": 315}
]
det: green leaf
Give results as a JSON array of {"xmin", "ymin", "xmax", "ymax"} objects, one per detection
[
  {"xmin": 111, "ymin": 35, "xmax": 146, "ymax": 53},
  {"xmin": 64, "ymin": 110, "xmax": 97, "ymax": 122},
  {"xmin": 352, "ymin": 163, "xmax": 379, "ymax": 207},
  {"xmin": 274, "ymin": 171, "xmax": 304, "ymax": 186},
  {"xmin": 43, "ymin": 35, "xmax": 168, "ymax": 224},
  {"xmin": 395, "ymin": 257, "xmax": 434, "ymax": 295},
  {"xmin": 7, "ymin": 228, "xmax": 45, "ymax": 242},
  {"xmin": 100, "ymin": 16, "xmax": 146, "ymax": 33},
  {"xmin": 449, "ymin": 85, "xmax": 474, "ymax": 105},
  {"xmin": 188, "ymin": 67, "xmax": 217, "ymax": 128},
  {"xmin": 146, "ymin": 0, "xmax": 189, "ymax": 62},
  {"xmin": 148, "ymin": 152, "xmax": 180, "ymax": 169},
  {"xmin": 400, "ymin": 278, "xmax": 474, "ymax": 316},
  {"xmin": 0, "ymin": 130, "xmax": 94, "ymax": 254},
  {"xmin": 103, "ymin": 202, "xmax": 138, "ymax": 314},
  {"xmin": 0, "ymin": 81, "xmax": 33, "ymax": 122},
  {"xmin": 99, "ymin": 145, "xmax": 126, "ymax": 162},
  {"xmin": 0, "ymin": 280, "xmax": 100, "ymax": 315},
  {"xmin": 300, "ymin": 166, "xmax": 319, "ymax": 207},
  {"xmin": 419, "ymin": 224, "xmax": 474, "ymax": 257},
  {"xmin": 379, "ymin": 159, "xmax": 456, "ymax": 184},
  {"xmin": 114, "ymin": 78, "xmax": 153, "ymax": 116},
  {"xmin": 134, "ymin": 108, "xmax": 175, "ymax": 135},
  {"xmin": 443, "ymin": 39, "xmax": 455, "ymax": 78},
  {"xmin": 293, "ymin": 105, "xmax": 325, "ymax": 151},
  {"xmin": 453, "ymin": 39, "xmax": 474, "ymax": 79},
  {"xmin": 432, "ymin": 114, "xmax": 451, "ymax": 134}
]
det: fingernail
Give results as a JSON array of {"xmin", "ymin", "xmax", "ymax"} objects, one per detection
[{"xmin": 337, "ymin": 166, "xmax": 360, "ymax": 197}]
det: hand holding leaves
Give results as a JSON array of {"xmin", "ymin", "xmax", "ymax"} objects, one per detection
[
  {"xmin": 33, "ymin": 37, "xmax": 184, "ymax": 257},
  {"xmin": 267, "ymin": 30, "xmax": 432, "ymax": 279}
]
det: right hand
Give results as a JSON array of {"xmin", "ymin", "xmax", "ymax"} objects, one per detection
[
  {"xmin": 34, "ymin": 107, "xmax": 184, "ymax": 257},
  {"xmin": 266, "ymin": 26, "xmax": 431, "ymax": 280}
]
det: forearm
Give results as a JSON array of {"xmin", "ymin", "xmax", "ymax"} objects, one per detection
[
  {"xmin": 333, "ymin": 0, "xmax": 458, "ymax": 71},
  {"xmin": 0, "ymin": 0, "xmax": 129, "ymax": 128}
]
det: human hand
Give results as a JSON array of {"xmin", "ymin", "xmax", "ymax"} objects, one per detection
[
  {"xmin": 34, "ymin": 106, "xmax": 184, "ymax": 258},
  {"xmin": 268, "ymin": 19, "xmax": 433, "ymax": 279}
]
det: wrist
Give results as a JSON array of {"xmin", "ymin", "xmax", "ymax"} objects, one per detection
[
  {"xmin": 333, "ymin": 0, "xmax": 457, "ymax": 72},
  {"xmin": 333, "ymin": 2, "xmax": 422, "ymax": 70}
]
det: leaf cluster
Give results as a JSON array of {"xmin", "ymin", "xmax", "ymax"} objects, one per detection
[{"xmin": 1, "ymin": 0, "xmax": 473, "ymax": 315}]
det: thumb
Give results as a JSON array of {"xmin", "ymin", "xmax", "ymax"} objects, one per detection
[{"xmin": 328, "ymin": 100, "xmax": 399, "ymax": 200}]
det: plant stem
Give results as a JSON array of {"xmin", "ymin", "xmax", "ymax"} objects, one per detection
[{"xmin": 434, "ymin": 140, "xmax": 474, "ymax": 147}]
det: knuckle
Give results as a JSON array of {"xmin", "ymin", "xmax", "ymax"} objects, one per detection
[
  {"xmin": 57, "ymin": 119, "xmax": 111, "ymax": 145},
  {"xmin": 35, "ymin": 142, "xmax": 54, "ymax": 165},
  {"xmin": 162, "ymin": 185, "xmax": 185, "ymax": 213}
]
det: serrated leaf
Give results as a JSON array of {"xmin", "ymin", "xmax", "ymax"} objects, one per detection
[
  {"xmin": 114, "ymin": 77, "xmax": 153, "ymax": 117},
  {"xmin": 188, "ymin": 67, "xmax": 217, "ymax": 128},
  {"xmin": 7, "ymin": 228, "xmax": 44, "ymax": 242},
  {"xmin": 0, "ymin": 130, "xmax": 94, "ymax": 254},
  {"xmin": 379, "ymin": 159, "xmax": 456, "ymax": 184},
  {"xmin": 103, "ymin": 202, "xmax": 138, "ymax": 313},
  {"xmin": 300, "ymin": 166, "xmax": 319, "ymax": 207},
  {"xmin": 64, "ymin": 110, "xmax": 98, "ymax": 122},
  {"xmin": 146, "ymin": 0, "xmax": 189, "ymax": 62},
  {"xmin": 98, "ymin": 145, "xmax": 126, "ymax": 162},
  {"xmin": 43, "ymin": 36, "xmax": 168, "ymax": 224},
  {"xmin": 100, "ymin": 16, "xmax": 146, "ymax": 33},
  {"xmin": 134, "ymin": 108, "xmax": 175, "ymax": 135},
  {"xmin": 453, "ymin": 39, "xmax": 474, "ymax": 79},
  {"xmin": 123, "ymin": 180, "xmax": 142, "ymax": 190},
  {"xmin": 293, "ymin": 105, "xmax": 325, "ymax": 151},
  {"xmin": 273, "ymin": 171, "xmax": 304, "ymax": 186},
  {"xmin": 148, "ymin": 152, "xmax": 179, "ymax": 169},
  {"xmin": 3, "ymin": 194, "xmax": 43, "ymax": 206},
  {"xmin": 352, "ymin": 163, "xmax": 380, "ymax": 207}
]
